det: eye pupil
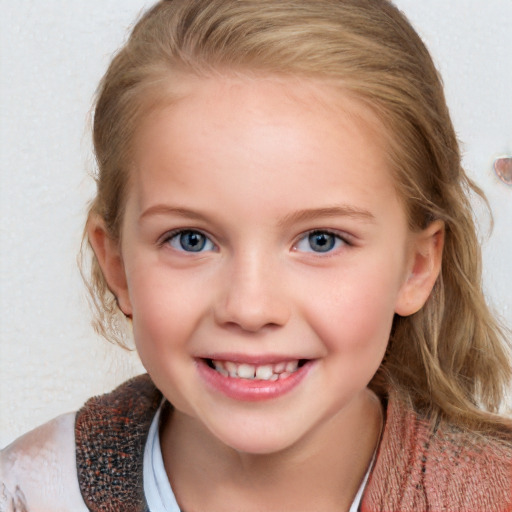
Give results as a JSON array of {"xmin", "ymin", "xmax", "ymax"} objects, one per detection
[
  {"xmin": 309, "ymin": 232, "xmax": 335, "ymax": 252},
  {"xmin": 180, "ymin": 231, "xmax": 206, "ymax": 252}
]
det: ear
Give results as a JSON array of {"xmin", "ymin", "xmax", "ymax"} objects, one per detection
[
  {"xmin": 394, "ymin": 220, "xmax": 444, "ymax": 317},
  {"xmin": 87, "ymin": 215, "xmax": 133, "ymax": 317}
]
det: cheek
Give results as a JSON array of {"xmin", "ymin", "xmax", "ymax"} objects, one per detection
[
  {"xmin": 302, "ymin": 267, "xmax": 400, "ymax": 354},
  {"xmin": 127, "ymin": 270, "xmax": 207, "ymax": 413},
  {"xmin": 127, "ymin": 268, "xmax": 208, "ymax": 358},
  {"xmin": 312, "ymin": 283, "xmax": 395, "ymax": 391}
]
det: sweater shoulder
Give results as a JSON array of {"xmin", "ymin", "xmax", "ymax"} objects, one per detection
[
  {"xmin": 423, "ymin": 418, "xmax": 512, "ymax": 509},
  {"xmin": 0, "ymin": 413, "xmax": 89, "ymax": 512},
  {"xmin": 364, "ymin": 396, "xmax": 512, "ymax": 511},
  {"xmin": 75, "ymin": 373, "xmax": 162, "ymax": 511}
]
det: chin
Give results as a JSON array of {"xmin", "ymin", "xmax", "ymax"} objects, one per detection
[{"xmin": 209, "ymin": 421, "xmax": 305, "ymax": 456}]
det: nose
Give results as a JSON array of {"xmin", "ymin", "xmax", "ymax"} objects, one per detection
[{"xmin": 214, "ymin": 251, "xmax": 291, "ymax": 333}]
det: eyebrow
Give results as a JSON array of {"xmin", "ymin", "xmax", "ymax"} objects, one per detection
[
  {"xmin": 277, "ymin": 206, "xmax": 375, "ymax": 227},
  {"xmin": 139, "ymin": 205, "xmax": 210, "ymax": 222},
  {"xmin": 140, "ymin": 204, "xmax": 375, "ymax": 225}
]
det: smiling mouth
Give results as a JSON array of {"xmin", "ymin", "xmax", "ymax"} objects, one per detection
[{"xmin": 205, "ymin": 359, "xmax": 308, "ymax": 382}]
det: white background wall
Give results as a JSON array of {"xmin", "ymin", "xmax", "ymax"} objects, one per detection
[{"xmin": 1, "ymin": 0, "xmax": 511, "ymax": 447}]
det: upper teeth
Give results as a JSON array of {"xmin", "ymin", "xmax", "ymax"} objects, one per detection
[{"xmin": 212, "ymin": 360, "xmax": 300, "ymax": 381}]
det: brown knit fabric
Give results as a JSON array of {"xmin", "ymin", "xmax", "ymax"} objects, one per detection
[
  {"xmin": 362, "ymin": 396, "xmax": 512, "ymax": 511},
  {"xmin": 75, "ymin": 374, "xmax": 162, "ymax": 512},
  {"xmin": 75, "ymin": 375, "xmax": 512, "ymax": 512}
]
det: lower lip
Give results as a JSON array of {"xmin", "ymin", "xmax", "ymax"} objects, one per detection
[{"xmin": 196, "ymin": 360, "xmax": 313, "ymax": 402}]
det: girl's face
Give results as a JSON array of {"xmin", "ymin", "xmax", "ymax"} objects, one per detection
[{"xmin": 92, "ymin": 76, "xmax": 442, "ymax": 455}]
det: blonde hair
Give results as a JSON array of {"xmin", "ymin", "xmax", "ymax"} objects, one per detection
[{"xmin": 83, "ymin": 0, "xmax": 511, "ymax": 434}]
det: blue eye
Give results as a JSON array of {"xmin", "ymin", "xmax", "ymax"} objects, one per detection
[
  {"xmin": 168, "ymin": 230, "xmax": 215, "ymax": 252},
  {"xmin": 295, "ymin": 230, "xmax": 345, "ymax": 253}
]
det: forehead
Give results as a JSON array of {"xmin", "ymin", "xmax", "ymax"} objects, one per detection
[{"xmin": 128, "ymin": 75, "xmax": 402, "ymax": 224}]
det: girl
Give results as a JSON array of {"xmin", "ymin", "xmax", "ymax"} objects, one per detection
[{"xmin": 1, "ymin": 0, "xmax": 511, "ymax": 510}]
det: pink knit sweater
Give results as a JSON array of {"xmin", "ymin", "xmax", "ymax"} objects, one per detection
[{"xmin": 363, "ymin": 395, "xmax": 512, "ymax": 511}]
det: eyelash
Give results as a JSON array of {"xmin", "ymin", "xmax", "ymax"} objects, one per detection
[
  {"xmin": 293, "ymin": 230, "xmax": 351, "ymax": 254},
  {"xmin": 160, "ymin": 229, "xmax": 217, "ymax": 253},
  {"xmin": 160, "ymin": 229, "xmax": 351, "ymax": 254}
]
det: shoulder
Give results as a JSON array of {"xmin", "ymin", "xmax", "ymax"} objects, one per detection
[
  {"xmin": 363, "ymin": 394, "xmax": 512, "ymax": 512},
  {"xmin": 0, "ymin": 375, "xmax": 161, "ymax": 512},
  {"xmin": 75, "ymin": 374, "xmax": 162, "ymax": 511},
  {"xmin": 0, "ymin": 413, "xmax": 89, "ymax": 512}
]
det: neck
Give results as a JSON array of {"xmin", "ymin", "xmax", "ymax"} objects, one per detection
[{"xmin": 161, "ymin": 389, "xmax": 383, "ymax": 512}]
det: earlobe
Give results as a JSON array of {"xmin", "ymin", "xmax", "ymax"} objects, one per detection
[
  {"xmin": 87, "ymin": 215, "xmax": 133, "ymax": 317},
  {"xmin": 394, "ymin": 220, "xmax": 444, "ymax": 317}
]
